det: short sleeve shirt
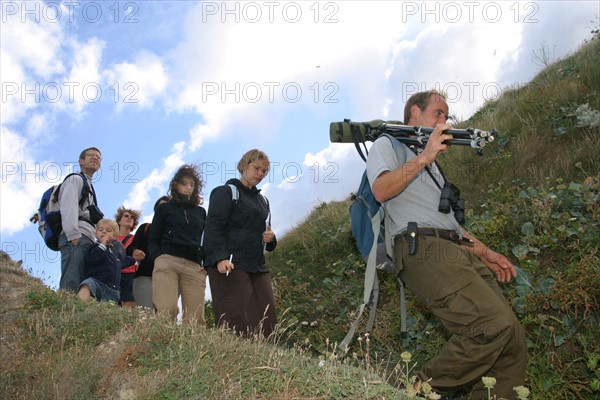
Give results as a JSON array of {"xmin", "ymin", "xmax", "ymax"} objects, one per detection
[{"xmin": 365, "ymin": 136, "xmax": 462, "ymax": 238}]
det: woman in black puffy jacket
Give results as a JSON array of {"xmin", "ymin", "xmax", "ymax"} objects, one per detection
[
  {"xmin": 204, "ymin": 149, "xmax": 277, "ymax": 338},
  {"xmin": 148, "ymin": 165, "xmax": 206, "ymax": 324}
]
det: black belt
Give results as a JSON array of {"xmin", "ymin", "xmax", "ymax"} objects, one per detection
[{"xmin": 397, "ymin": 229, "xmax": 474, "ymax": 246}]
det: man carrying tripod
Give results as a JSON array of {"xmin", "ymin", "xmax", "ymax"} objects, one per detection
[{"xmin": 366, "ymin": 90, "xmax": 527, "ymax": 399}]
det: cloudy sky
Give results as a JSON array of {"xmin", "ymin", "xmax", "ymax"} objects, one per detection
[{"xmin": 1, "ymin": 0, "xmax": 598, "ymax": 289}]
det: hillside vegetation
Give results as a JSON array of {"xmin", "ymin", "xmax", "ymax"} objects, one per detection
[
  {"xmin": 1, "ymin": 35, "xmax": 599, "ymax": 399},
  {"xmin": 269, "ymin": 35, "xmax": 600, "ymax": 399}
]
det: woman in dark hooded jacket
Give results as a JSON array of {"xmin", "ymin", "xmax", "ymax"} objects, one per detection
[
  {"xmin": 204, "ymin": 149, "xmax": 277, "ymax": 338},
  {"xmin": 148, "ymin": 165, "xmax": 206, "ymax": 324}
]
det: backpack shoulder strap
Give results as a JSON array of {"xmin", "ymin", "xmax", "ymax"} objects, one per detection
[
  {"xmin": 228, "ymin": 183, "xmax": 239, "ymax": 204},
  {"xmin": 339, "ymin": 135, "xmax": 410, "ymax": 352},
  {"xmin": 339, "ymin": 206, "xmax": 384, "ymax": 352},
  {"xmin": 53, "ymin": 172, "xmax": 85, "ymax": 203},
  {"xmin": 81, "ymin": 173, "xmax": 99, "ymax": 207},
  {"xmin": 120, "ymin": 234, "xmax": 133, "ymax": 246},
  {"xmin": 379, "ymin": 133, "xmax": 408, "ymax": 333},
  {"xmin": 259, "ymin": 193, "xmax": 271, "ymax": 228},
  {"xmin": 201, "ymin": 184, "xmax": 239, "ymax": 259}
]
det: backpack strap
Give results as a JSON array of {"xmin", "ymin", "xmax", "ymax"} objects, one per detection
[
  {"xmin": 228, "ymin": 183, "xmax": 239, "ymax": 204},
  {"xmin": 351, "ymin": 123, "xmax": 369, "ymax": 162},
  {"xmin": 339, "ymin": 134, "xmax": 409, "ymax": 353},
  {"xmin": 199, "ymin": 183, "xmax": 241, "ymax": 266},
  {"xmin": 339, "ymin": 206, "xmax": 384, "ymax": 352},
  {"xmin": 380, "ymin": 134, "xmax": 408, "ymax": 334},
  {"xmin": 229, "ymin": 183, "xmax": 271, "ymax": 227},
  {"xmin": 120, "ymin": 234, "xmax": 133, "ymax": 247},
  {"xmin": 51, "ymin": 172, "xmax": 82, "ymax": 203}
]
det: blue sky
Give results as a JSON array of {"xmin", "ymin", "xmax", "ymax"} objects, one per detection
[{"xmin": 2, "ymin": 0, "xmax": 599, "ymax": 290}]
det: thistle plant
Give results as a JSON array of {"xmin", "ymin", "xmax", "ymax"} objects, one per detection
[{"xmin": 400, "ymin": 351, "xmax": 414, "ymax": 388}]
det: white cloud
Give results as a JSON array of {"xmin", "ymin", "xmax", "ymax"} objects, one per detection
[
  {"xmin": 0, "ymin": 4, "xmax": 65, "ymax": 80},
  {"xmin": 59, "ymin": 37, "xmax": 105, "ymax": 117},
  {"xmin": 384, "ymin": 18, "xmax": 525, "ymax": 121},
  {"xmin": 1, "ymin": 10, "xmax": 108, "ymax": 237},
  {"xmin": 0, "ymin": 127, "xmax": 47, "ymax": 235},
  {"xmin": 25, "ymin": 112, "xmax": 56, "ymax": 140},
  {"xmin": 0, "ymin": 52, "xmax": 33, "ymax": 125},
  {"xmin": 103, "ymin": 51, "xmax": 169, "ymax": 110},
  {"xmin": 167, "ymin": 1, "xmax": 407, "ymax": 115},
  {"xmin": 265, "ymin": 143, "xmax": 365, "ymax": 235},
  {"xmin": 123, "ymin": 141, "xmax": 187, "ymax": 210}
]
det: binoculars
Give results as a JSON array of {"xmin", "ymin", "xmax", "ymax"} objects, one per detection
[{"xmin": 438, "ymin": 182, "xmax": 465, "ymax": 224}]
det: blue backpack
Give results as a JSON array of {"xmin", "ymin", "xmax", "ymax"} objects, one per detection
[
  {"xmin": 30, "ymin": 172, "xmax": 92, "ymax": 251},
  {"xmin": 339, "ymin": 133, "xmax": 409, "ymax": 351}
]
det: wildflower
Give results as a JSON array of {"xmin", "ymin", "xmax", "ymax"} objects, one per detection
[
  {"xmin": 513, "ymin": 386, "xmax": 530, "ymax": 399},
  {"xmin": 482, "ymin": 376, "xmax": 496, "ymax": 400},
  {"xmin": 401, "ymin": 351, "xmax": 413, "ymax": 362},
  {"xmin": 404, "ymin": 386, "xmax": 418, "ymax": 399},
  {"xmin": 421, "ymin": 381, "xmax": 432, "ymax": 395},
  {"xmin": 428, "ymin": 393, "xmax": 441, "ymax": 400},
  {"xmin": 482, "ymin": 376, "xmax": 496, "ymax": 389}
]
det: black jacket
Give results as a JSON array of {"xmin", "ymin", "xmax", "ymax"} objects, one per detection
[
  {"xmin": 84, "ymin": 241, "xmax": 132, "ymax": 289},
  {"xmin": 204, "ymin": 179, "xmax": 276, "ymax": 272},
  {"xmin": 131, "ymin": 223, "xmax": 153, "ymax": 277},
  {"xmin": 148, "ymin": 198, "xmax": 206, "ymax": 265}
]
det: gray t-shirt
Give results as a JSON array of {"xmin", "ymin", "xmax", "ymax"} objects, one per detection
[
  {"xmin": 58, "ymin": 173, "xmax": 97, "ymax": 241},
  {"xmin": 366, "ymin": 136, "xmax": 462, "ymax": 238}
]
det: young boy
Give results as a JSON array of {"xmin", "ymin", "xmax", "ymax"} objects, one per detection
[{"xmin": 78, "ymin": 219, "xmax": 143, "ymax": 303}]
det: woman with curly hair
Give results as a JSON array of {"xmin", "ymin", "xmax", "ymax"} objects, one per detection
[
  {"xmin": 114, "ymin": 206, "xmax": 143, "ymax": 308},
  {"xmin": 148, "ymin": 165, "xmax": 207, "ymax": 324}
]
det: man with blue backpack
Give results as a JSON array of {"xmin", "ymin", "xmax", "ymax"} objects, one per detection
[
  {"xmin": 58, "ymin": 147, "xmax": 104, "ymax": 292},
  {"xmin": 366, "ymin": 91, "xmax": 527, "ymax": 399}
]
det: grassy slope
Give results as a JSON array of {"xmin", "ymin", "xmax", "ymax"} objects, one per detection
[{"xmin": 0, "ymin": 252, "xmax": 408, "ymax": 399}]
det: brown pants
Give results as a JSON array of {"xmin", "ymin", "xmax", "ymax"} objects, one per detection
[
  {"xmin": 207, "ymin": 267, "xmax": 277, "ymax": 338},
  {"xmin": 152, "ymin": 254, "xmax": 207, "ymax": 324},
  {"xmin": 396, "ymin": 233, "xmax": 528, "ymax": 400}
]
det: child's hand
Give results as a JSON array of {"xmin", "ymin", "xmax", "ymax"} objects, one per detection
[
  {"xmin": 133, "ymin": 249, "xmax": 145, "ymax": 261},
  {"xmin": 96, "ymin": 232, "xmax": 111, "ymax": 245},
  {"xmin": 100, "ymin": 236, "xmax": 115, "ymax": 246}
]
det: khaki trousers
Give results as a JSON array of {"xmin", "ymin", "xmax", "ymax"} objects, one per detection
[
  {"xmin": 152, "ymin": 254, "xmax": 207, "ymax": 324},
  {"xmin": 396, "ymin": 233, "xmax": 528, "ymax": 400}
]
